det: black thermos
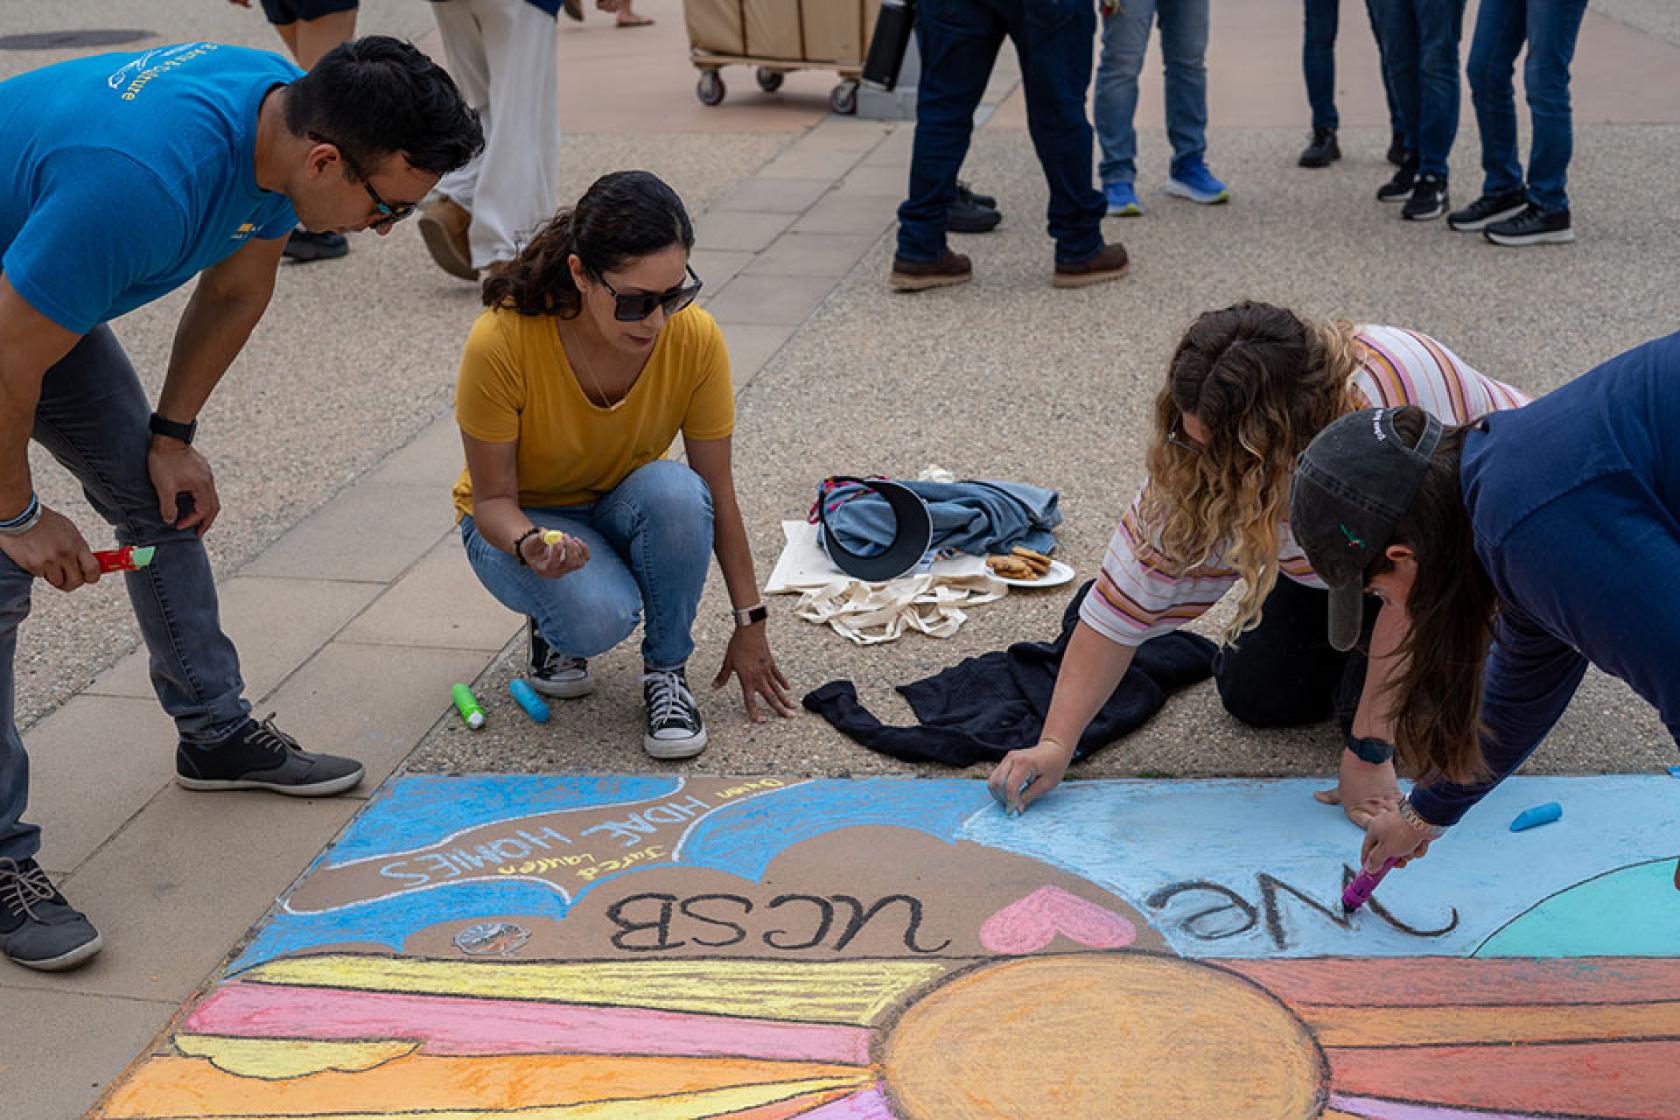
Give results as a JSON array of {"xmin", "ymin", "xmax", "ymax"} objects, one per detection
[{"xmin": 861, "ymin": 0, "xmax": 917, "ymax": 91}]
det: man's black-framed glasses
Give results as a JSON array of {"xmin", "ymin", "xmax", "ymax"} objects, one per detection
[
  {"xmin": 309, "ymin": 131, "xmax": 417, "ymax": 230},
  {"xmin": 595, "ymin": 264, "xmax": 704, "ymax": 323}
]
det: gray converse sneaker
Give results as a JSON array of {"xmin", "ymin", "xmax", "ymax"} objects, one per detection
[
  {"xmin": 526, "ymin": 617, "xmax": 594, "ymax": 699},
  {"xmin": 641, "ymin": 667, "xmax": 707, "ymax": 760},
  {"xmin": 175, "ymin": 714, "xmax": 364, "ymax": 796},
  {"xmin": 0, "ymin": 857, "xmax": 103, "ymax": 971}
]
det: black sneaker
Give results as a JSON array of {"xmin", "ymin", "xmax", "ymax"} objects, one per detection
[
  {"xmin": 1298, "ymin": 127, "xmax": 1341, "ymax": 168},
  {"xmin": 1484, "ymin": 204, "xmax": 1574, "ymax": 246},
  {"xmin": 957, "ymin": 180, "xmax": 996, "ymax": 210},
  {"xmin": 1448, "ymin": 189, "xmax": 1528, "ymax": 231},
  {"xmin": 526, "ymin": 617, "xmax": 594, "ymax": 699},
  {"xmin": 1387, "ymin": 133, "xmax": 1408, "ymax": 167},
  {"xmin": 641, "ymin": 667, "xmax": 707, "ymax": 760},
  {"xmin": 176, "ymin": 714, "xmax": 364, "ymax": 796},
  {"xmin": 0, "ymin": 857, "xmax": 102, "ymax": 972},
  {"xmin": 1402, "ymin": 175, "xmax": 1448, "ymax": 221},
  {"xmin": 949, "ymin": 183, "xmax": 1001, "ymax": 234},
  {"xmin": 282, "ymin": 228, "xmax": 349, "ymax": 262},
  {"xmin": 1376, "ymin": 158, "xmax": 1419, "ymax": 202}
]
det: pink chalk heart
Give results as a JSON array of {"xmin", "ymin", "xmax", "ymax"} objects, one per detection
[{"xmin": 979, "ymin": 886, "xmax": 1137, "ymax": 955}]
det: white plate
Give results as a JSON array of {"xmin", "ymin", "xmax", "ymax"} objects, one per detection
[{"xmin": 990, "ymin": 558, "xmax": 1074, "ymax": 589}]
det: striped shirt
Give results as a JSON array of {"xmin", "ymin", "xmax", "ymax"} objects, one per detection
[{"xmin": 1080, "ymin": 325, "xmax": 1531, "ymax": 647}]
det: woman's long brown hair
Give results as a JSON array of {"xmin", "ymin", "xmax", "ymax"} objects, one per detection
[
  {"xmin": 1368, "ymin": 408, "xmax": 1498, "ymax": 784},
  {"xmin": 1140, "ymin": 301, "xmax": 1362, "ymax": 640}
]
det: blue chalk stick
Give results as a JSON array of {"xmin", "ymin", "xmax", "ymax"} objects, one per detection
[
  {"xmin": 509, "ymin": 678, "xmax": 551, "ymax": 723},
  {"xmin": 1509, "ymin": 802, "xmax": 1562, "ymax": 832},
  {"xmin": 1667, "ymin": 765, "xmax": 1680, "ymax": 779}
]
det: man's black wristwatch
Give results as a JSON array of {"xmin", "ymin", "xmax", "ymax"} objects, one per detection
[{"xmin": 149, "ymin": 411, "xmax": 198, "ymax": 445}]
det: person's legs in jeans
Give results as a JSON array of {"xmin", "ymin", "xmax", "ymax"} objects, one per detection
[
  {"xmin": 1156, "ymin": 0, "xmax": 1210, "ymax": 178},
  {"xmin": 896, "ymin": 0, "xmax": 1006, "ymax": 263},
  {"xmin": 1522, "ymin": 0, "xmax": 1589, "ymax": 212},
  {"xmin": 588, "ymin": 460, "xmax": 713, "ymax": 671},
  {"xmin": 1093, "ymin": 0, "xmax": 1154, "ymax": 187},
  {"xmin": 1006, "ymin": 0, "xmax": 1106, "ymax": 262},
  {"xmin": 1303, "ymin": 0, "xmax": 1341, "ymax": 133},
  {"xmin": 1363, "ymin": 0, "xmax": 1406, "ymax": 142},
  {"xmin": 1466, "ymin": 0, "xmax": 1526, "ymax": 199},
  {"xmin": 0, "ymin": 560, "xmax": 39, "ymax": 864},
  {"xmin": 1381, "ymin": 0, "xmax": 1422, "ymax": 161},
  {"xmin": 1412, "ymin": 0, "xmax": 1466, "ymax": 178},
  {"xmin": 31, "ymin": 329, "xmax": 252, "ymax": 745}
]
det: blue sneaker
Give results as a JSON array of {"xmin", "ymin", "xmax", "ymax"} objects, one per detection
[
  {"xmin": 1103, "ymin": 181, "xmax": 1143, "ymax": 217},
  {"xmin": 1165, "ymin": 160, "xmax": 1230, "ymax": 205}
]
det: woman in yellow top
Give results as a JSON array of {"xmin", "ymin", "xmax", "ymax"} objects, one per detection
[{"xmin": 453, "ymin": 171, "xmax": 794, "ymax": 758}]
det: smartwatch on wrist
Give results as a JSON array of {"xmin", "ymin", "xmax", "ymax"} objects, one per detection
[
  {"xmin": 731, "ymin": 603, "xmax": 768, "ymax": 627},
  {"xmin": 148, "ymin": 411, "xmax": 197, "ymax": 445}
]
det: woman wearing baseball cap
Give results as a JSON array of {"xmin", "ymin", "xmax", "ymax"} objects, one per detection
[
  {"xmin": 988, "ymin": 302, "xmax": 1527, "ymax": 823},
  {"xmin": 1290, "ymin": 332, "xmax": 1680, "ymax": 885}
]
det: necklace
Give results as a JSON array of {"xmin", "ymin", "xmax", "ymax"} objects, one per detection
[{"xmin": 559, "ymin": 321, "xmax": 625, "ymax": 412}]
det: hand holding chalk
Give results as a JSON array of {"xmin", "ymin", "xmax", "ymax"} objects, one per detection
[
  {"xmin": 1342, "ymin": 857, "xmax": 1399, "ymax": 912},
  {"xmin": 526, "ymin": 528, "xmax": 589, "ymax": 579}
]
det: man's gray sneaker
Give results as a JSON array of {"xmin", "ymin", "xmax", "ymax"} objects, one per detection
[
  {"xmin": 175, "ymin": 714, "xmax": 364, "ymax": 796},
  {"xmin": 641, "ymin": 667, "xmax": 707, "ymax": 760},
  {"xmin": 0, "ymin": 857, "xmax": 102, "ymax": 972}
]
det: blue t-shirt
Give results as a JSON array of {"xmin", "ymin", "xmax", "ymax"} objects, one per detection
[{"xmin": 0, "ymin": 43, "xmax": 302, "ymax": 334}]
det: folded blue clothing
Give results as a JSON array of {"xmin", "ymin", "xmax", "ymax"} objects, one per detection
[{"xmin": 818, "ymin": 478, "xmax": 1062, "ymax": 561}]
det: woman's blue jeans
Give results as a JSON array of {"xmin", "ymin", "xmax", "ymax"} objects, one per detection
[
  {"xmin": 461, "ymin": 459, "xmax": 713, "ymax": 672},
  {"xmin": 1093, "ymin": 0, "xmax": 1210, "ymax": 185},
  {"xmin": 1303, "ymin": 0, "xmax": 1403, "ymax": 134}
]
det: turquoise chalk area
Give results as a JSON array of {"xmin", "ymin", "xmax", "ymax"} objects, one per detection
[{"xmin": 1478, "ymin": 859, "xmax": 1680, "ymax": 958}]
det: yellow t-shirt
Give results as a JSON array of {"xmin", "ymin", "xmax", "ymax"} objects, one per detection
[{"xmin": 452, "ymin": 304, "xmax": 735, "ymax": 516}]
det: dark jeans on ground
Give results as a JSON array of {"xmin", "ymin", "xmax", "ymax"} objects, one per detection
[
  {"xmin": 897, "ymin": 0, "xmax": 1105, "ymax": 265},
  {"xmin": 1466, "ymin": 0, "xmax": 1588, "ymax": 212},
  {"xmin": 1303, "ymin": 0, "xmax": 1403, "ymax": 134},
  {"xmin": 1212, "ymin": 575, "xmax": 1371, "ymax": 732},
  {"xmin": 1381, "ymin": 0, "xmax": 1467, "ymax": 177},
  {"xmin": 1, "ymin": 326, "xmax": 253, "ymax": 862}
]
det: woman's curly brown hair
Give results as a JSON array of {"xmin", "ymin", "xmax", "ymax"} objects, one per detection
[{"xmin": 1139, "ymin": 301, "xmax": 1364, "ymax": 642}]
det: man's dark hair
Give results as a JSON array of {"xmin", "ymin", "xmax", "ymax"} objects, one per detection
[{"xmin": 284, "ymin": 36, "xmax": 482, "ymax": 175}]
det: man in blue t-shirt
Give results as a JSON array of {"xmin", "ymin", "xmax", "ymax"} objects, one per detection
[{"xmin": 0, "ymin": 38, "xmax": 481, "ymax": 972}]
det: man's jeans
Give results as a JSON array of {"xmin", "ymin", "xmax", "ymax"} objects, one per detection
[
  {"xmin": 1093, "ymin": 0, "xmax": 1209, "ymax": 185},
  {"xmin": 1466, "ymin": 0, "xmax": 1588, "ymax": 212},
  {"xmin": 461, "ymin": 459, "xmax": 713, "ymax": 672},
  {"xmin": 1303, "ymin": 0, "xmax": 1403, "ymax": 135},
  {"xmin": 1, "ymin": 326, "xmax": 252, "ymax": 862},
  {"xmin": 896, "ymin": 0, "xmax": 1104, "ymax": 266},
  {"xmin": 1382, "ymin": 0, "xmax": 1467, "ymax": 177}
]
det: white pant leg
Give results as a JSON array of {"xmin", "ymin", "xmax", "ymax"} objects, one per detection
[
  {"xmin": 434, "ymin": 0, "xmax": 561, "ymax": 269},
  {"xmin": 430, "ymin": 0, "xmax": 492, "ymax": 214}
]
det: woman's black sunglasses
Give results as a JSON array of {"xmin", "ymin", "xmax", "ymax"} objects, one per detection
[{"xmin": 595, "ymin": 264, "xmax": 703, "ymax": 323}]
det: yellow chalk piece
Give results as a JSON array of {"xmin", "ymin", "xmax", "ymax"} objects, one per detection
[
  {"xmin": 246, "ymin": 955, "xmax": 953, "ymax": 1024},
  {"xmin": 1303, "ymin": 999, "xmax": 1680, "ymax": 1049},
  {"xmin": 104, "ymin": 1076, "xmax": 868, "ymax": 1120},
  {"xmin": 172, "ymin": 1035, "xmax": 416, "ymax": 1079},
  {"xmin": 542, "ymin": 530, "xmax": 566, "ymax": 545}
]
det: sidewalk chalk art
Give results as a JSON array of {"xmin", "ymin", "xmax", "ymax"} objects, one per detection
[{"xmin": 94, "ymin": 775, "xmax": 1680, "ymax": 1119}]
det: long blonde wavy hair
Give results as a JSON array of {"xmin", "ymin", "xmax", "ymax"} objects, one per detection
[{"xmin": 1138, "ymin": 302, "xmax": 1364, "ymax": 642}]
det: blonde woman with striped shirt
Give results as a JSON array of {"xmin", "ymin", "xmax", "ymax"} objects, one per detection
[{"xmin": 988, "ymin": 302, "xmax": 1528, "ymax": 824}]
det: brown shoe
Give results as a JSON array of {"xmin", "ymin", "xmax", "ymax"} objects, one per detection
[
  {"xmin": 417, "ymin": 196, "xmax": 477, "ymax": 281},
  {"xmin": 890, "ymin": 251, "xmax": 972, "ymax": 292},
  {"xmin": 1052, "ymin": 242, "xmax": 1129, "ymax": 288}
]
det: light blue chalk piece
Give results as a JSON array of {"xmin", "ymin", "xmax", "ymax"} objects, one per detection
[
  {"xmin": 1509, "ymin": 801, "xmax": 1563, "ymax": 832},
  {"xmin": 1667, "ymin": 765, "xmax": 1680, "ymax": 779},
  {"xmin": 508, "ymin": 678, "xmax": 550, "ymax": 723}
]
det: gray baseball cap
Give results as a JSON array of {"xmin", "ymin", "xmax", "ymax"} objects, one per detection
[{"xmin": 1290, "ymin": 407, "xmax": 1443, "ymax": 652}]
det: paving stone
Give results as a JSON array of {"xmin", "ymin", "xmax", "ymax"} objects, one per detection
[
  {"xmin": 242, "ymin": 485, "xmax": 456, "ymax": 584},
  {"xmin": 690, "ymin": 248, "xmax": 755, "ymax": 295},
  {"xmin": 703, "ymin": 274, "xmax": 836, "ymax": 325},
  {"xmin": 338, "ymin": 537, "xmax": 520, "ymax": 652},
  {"xmin": 366, "ymin": 414, "xmax": 467, "ymax": 490},
  {"xmin": 790, "ymin": 191, "xmax": 898, "ymax": 235},
  {"xmin": 743, "ymin": 231, "xmax": 885, "ymax": 278},
  {"xmin": 710, "ymin": 177, "xmax": 834, "ymax": 214},
  {"xmin": 0, "ymin": 983, "xmax": 177, "ymax": 1120},
  {"xmin": 694, "ymin": 209, "xmax": 799, "ymax": 253}
]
